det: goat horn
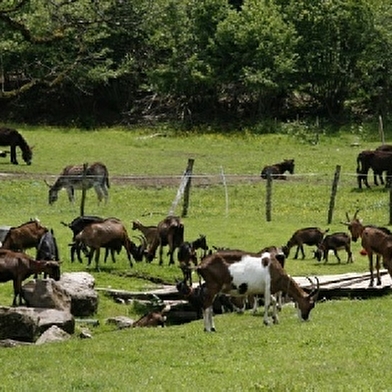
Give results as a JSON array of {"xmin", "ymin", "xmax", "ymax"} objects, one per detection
[
  {"xmin": 353, "ymin": 209, "xmax": 360, "ymax": 219},
  {"xmin": 44, "ymin": 179, "xmax": 52, "ymax": 188},
  {"xmin": 306, "ymin": 276, "xmax": 320, "ymax": 298},
  {"xmin": 345, "ymin": 212, "xmax": 350, "ymax": 222}
]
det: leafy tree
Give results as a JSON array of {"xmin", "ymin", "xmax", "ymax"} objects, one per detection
[
  {"xmin": 276, "ymin": 0, "xmax": 377, "ymax": 121},
  {"xmin": 210, "ymin": 0, "xmax": 297, "ymax": 118}
]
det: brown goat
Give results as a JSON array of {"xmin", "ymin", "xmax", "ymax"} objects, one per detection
[
  {"xmin": 1, "ymin": 219, "xmax": 48, "ymax": 252},
  {"xmin": 131, "ymin": 220, "xmax": 158, "ymax": 251},
  {"xmin": 0, "ymin": 249, "xmax": 61, "ymax": 306},
  {"xmin": 342, "ymin": 210, "xmax": 391, "ymax": 242},
  {"xmin": 145, "ymin": 216, "xmax": 184, "ymax": 265},
  {"xmin": 361, "ymin": 227, "xmax": 392, "ymax": 287},
  {"xmin": 196, "ymin": 250, "xmax": 319, "ymax": 331},
  {"xmin": 282, "ymin": 227, "xmax": 328, "ymax": 259},
  {"xmin": 74, "ymin": 218, "xmax": 139, "ymax": 270},
  {"xmin": 132, "ymin": 310, "xmax": 168, "ymax": 328}
]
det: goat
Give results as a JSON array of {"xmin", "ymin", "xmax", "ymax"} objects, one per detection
[
  {"xmin": 313, "ymin": 232, "xmax": 353, "ymax": 264},
  {"xmin": 341, "ymin": 210, "xmax": 391, "ymax": 242},
  {"xmin": 74, "ymin": 218, "xmax": 143, "ymax": 270},
  {"xmin": 178, "ymin": 234, "xmax": 208, "ymax": 285},
  {"xmin": 361, "ymin": 227, "xmax": 392, "ymax": 287},
  {"xmin": 61, "ymin": 216, "xmax": 118, "ymax": 263},
  {"xmin": 131, "ymin": 220, "xmax": 158, "ymax": 248},
  {"xmin": 0, "ymin": 249, "xmax": 61, "ymax": 306},
  {"xmin": 196, "ymin": 250, "xmax": 319, "ymax": 331},
  {"xmin": 35, "ymin": 229, "xmax": 60, "ymax": 279},
  {"xmin": 176, "ymin": 280, "xmax": 235, "ymax": 319},
  {"xmin": 282, "ymin": 227, "xmax": 328, "ymax": 259},
  {"xmin": 145, "ymin": 216, "xmax": 184, "ymax": 265},
  {"xmin": 1, "ymin": 219, "xmax": 48, "ymax": 252},
  {"xmin": 132, "ymin": 306, "xmax": 171, "ymax": 327}
]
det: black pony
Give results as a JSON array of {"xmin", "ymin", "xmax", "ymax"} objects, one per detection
[
  {"xmin": 260, "ymin": 159, "xmax": 294, "ymax": 180},
  {"xmin": 0, "ymin": 127, "xmax": 33, "ymax": 165}
]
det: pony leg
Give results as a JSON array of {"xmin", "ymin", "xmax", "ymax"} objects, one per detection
[{"xmin": 10, "ymin": 145, "xmax": 18, "ymax": 165}]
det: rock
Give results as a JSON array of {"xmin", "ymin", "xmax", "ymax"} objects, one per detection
[
  {"xmin": 22, "ymin": 279, "xmax": 71, "ymax": 311},
  {"xmin": 106, "ymin": 316, "xmax": 134, "ymax": 329},
  {"xmin": 0, "ymin": 306, "xmax": 74, "ymax": 343},
  {"xmin": 35, "ymin": 308, "xmax": 75, "ymax": 335},
  {"xmin": 0, "ymin": 306, "xmax": 40, "ymax": 342},
  {"xmin": 36, "ymin": 325, "xmax": 71, "ymax": 345},
  {"xmin": 57, "ymin": 272, "xmax": 98, "ymax": 317}
]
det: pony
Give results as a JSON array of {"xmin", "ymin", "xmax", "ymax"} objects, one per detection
[
  {"xmin": 260, "ymin": 159, "xmax": 294, "ymax": 180},
  {"xmin": 0, "ymin": 127, "xmax": 33, "ymax": 165},
  {"xmin": 45, "ymin": 162, "xmax": 110, "ymax": 204}
]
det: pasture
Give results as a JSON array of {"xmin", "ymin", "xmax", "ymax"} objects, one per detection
[{"xmin": 1, "ymin": 124, "xmax": 392, "ymax": 390}]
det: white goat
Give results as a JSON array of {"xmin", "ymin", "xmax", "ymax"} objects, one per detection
[{"xmin": 196, "ymin": 250, "xmax": 319, "ymax": 332}]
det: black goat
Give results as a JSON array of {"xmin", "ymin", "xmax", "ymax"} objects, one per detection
[
  {"xmin": 314, "ymin": 232, "xmax": 353, "ymax": 264},
  {"xmin": 177, "ymin": 235, "xmax": 208, "ymax": 285},
  {"xmin": 35, "ymin": 229, "xmax": 60, "ymax": 278}
]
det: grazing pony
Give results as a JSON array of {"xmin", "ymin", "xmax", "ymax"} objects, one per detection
[
  {"xmin": 0, "ymin": 127, "xmax": 33, "ymax": 165},
  {"xmin": 261, "ymin": 159, "xmax": 294, "ymax": 180},
  {"xmin": 45, "ymin": 162, "xmax": 110, "ymax": 204}
]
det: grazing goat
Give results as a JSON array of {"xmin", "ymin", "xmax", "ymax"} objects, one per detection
[
  {"xmin": 176, "ymin": 280, "xmax": 235, "ymax": 319},
  {"xmin": 1, "ymin": 219, "xmax": 48, "ymax": 252},
  {"xmin": 261, "ymin": 159, "xmax": 295, "ymax": 180},
  {"xmin": 196, "ymin": 250, "xmax": 319, "ymax": 331},
  {"xmin": 46, "ymin": 162, "xmax": 110, "ymax": 204},
  {"xmin": 61, "ymin": 215, "xmax": 116, "ymax": 263},
  {"xmin": 0, "ymin": 249, "xmax": 61, "ymax": 306},
  {"xmin": 361, "ymin": 227, "xmax": 392, "ymax": 287},
  {"xmin": 282, "ymin": 227, "xmax": 328, "ymax": 259},
  {"xmin": 178, "ymin": 234, "xmax": 208, "ymax": 285},
  {"xmin": 74, "ymin": 218, "xmax": 142, "ymax": 270},
  {"xmin": 132, "ymin": 220, "xmax": 158, "ymax": 248},
  {"xmin": 314, "ymin": 232, "xmax": 353, "ymax": 264},
  {"xmin": 145, "ymin": 216, "xmax": 184, "ymax": 265}
]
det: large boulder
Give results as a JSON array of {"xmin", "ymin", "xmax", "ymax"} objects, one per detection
[
  {"xmin": 58, "ymin": 272, "xmax": 98, "ymax": 317},
  {"xmin": 22, "ymin": 279, "xmax": 71, "ymax": 311},
  {"xmin": 0, "ymin": 306, "xmax": 74, "ymax": 343},
  {"xmin": 0, "ymin": 306, "xmax": 39, "ymax": 342}
]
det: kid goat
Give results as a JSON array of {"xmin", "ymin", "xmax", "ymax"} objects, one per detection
[{"xmin": 196, "ymin": 250, "xmax": 319, "ymax": 332}]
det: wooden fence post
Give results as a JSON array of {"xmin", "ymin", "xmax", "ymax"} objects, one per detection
[
  {"xmin": 266, "ymin": 173, "xmax": 272, "ymax": 222},
  {"xmin": 182, "ymin": 158, "xmax": 194, "ymax": 217},
  {"xmin": 80, "ymin": 162, "xmax": 88, "ymax": 216},
  {"xmin": 327, "ymin": 165, "xmax": 341, "ymax": 224}
]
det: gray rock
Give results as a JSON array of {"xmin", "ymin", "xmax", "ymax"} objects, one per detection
[{"xmin": 36, "ymin": 325, "xmax": 71, "ymax": 345}]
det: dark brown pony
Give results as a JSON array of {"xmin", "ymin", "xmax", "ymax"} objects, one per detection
[
  {"xmin": 0, "ymin": 127, "xmax": 33, "ymax": 165},
  {"xmin": 260, "ymin": 159, "xmax": 294, "ymax": 180}
]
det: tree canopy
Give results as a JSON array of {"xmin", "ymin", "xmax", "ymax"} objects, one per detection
[{"xmin": 0, "ymin": 0, "xmax": 391, "ymax": 127}]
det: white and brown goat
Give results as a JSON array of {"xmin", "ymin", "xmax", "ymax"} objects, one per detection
[
  {"xmin": 196, "ymin": 250, "xmax": 319, "ymax": 332},
  {"xmin": 314, "ymin": 232, "xmax": 353, "ymax": 264}
]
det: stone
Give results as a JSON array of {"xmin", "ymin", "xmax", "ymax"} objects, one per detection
[{"xmin": 36, "ymin": 325, "xmax": 71, "ymax": 345}]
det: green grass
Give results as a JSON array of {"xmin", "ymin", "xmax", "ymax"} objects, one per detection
[{"xmin": 0, "ymin": 125, "xmax": 392, "ymax": 390}]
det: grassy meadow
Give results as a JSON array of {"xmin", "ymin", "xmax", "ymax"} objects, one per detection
[{"xmin": 1, "ymin": 123, "xmax": 392, "ymax": 391}]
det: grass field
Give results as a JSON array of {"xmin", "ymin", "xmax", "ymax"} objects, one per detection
[{"xmin": 1, "ymin": 124, "xmax": 392, "ymax": 391}]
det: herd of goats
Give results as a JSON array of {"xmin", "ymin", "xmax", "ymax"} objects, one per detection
[{"xmin": 1, "ymin": 126, "xmax": 392, "ymax": 330}]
